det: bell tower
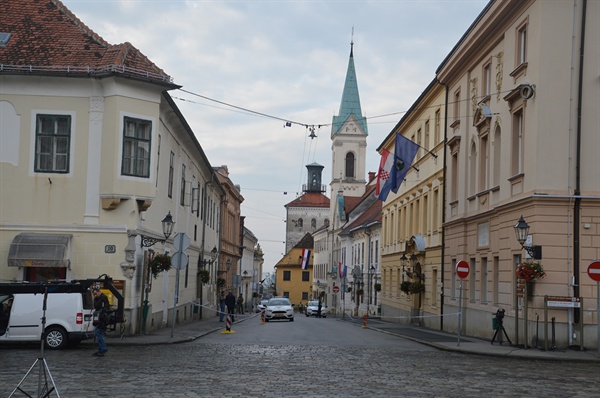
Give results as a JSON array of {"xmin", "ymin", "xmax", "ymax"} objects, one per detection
[{"xmin": 330, "ymin": 40, "xmax": 367, "ymax": 200}]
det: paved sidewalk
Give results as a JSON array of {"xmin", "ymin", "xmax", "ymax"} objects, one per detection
[{"xmin": 82, "ymin": 312, "xmax": 600, "ymax": 362}]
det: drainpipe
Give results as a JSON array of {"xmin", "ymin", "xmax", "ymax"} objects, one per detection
[
  {"xmin": 198, "ymin": 177, "xmax": 213, "ymax": 320},
  {"xmin": 438, "ymin": 79, "xmax": 450, "ymax": 332},
  {"xmin": 573, "ymin": 0, "xmax": 587, "ymax": 325}
]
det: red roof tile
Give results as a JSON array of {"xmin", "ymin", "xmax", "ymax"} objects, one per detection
[
  {"xmin": 285, "ymin": 192, "xmax": 330, "ymax": 208},
  {"xmin": 0, "ymin": 0, "xmax": 174, "ymax": 86}
]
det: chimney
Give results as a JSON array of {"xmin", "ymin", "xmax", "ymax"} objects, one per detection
[{"xmin": 368, "ymin": 172, "xmax": 376, "ymax": 183}]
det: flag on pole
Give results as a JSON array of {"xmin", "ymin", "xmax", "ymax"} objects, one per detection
[
  {"xmin": 391, "ymin": 133, "xmax": 419, "ymax": 193},
  {"xmin": 342, "ymin": 265, "xmax": 347, "ymax": 278},
  {"xmin": 338, "ymin": 262, "xmax": 343, "ymax": 279},
  {"xmin": 301, "ymin": 249, "xmax": 311, "ymax": 270},
  {"xmin": 375, "ymin": 149, "xmax": 394, "ymax": 201}
]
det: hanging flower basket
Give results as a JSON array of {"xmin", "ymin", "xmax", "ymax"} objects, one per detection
[
  {"xmin": 199, "ymin": 270, "xmax": 210, "ymax": 284},
  {"xmin": 148, "ymin": 253, "xmax": 172, "ymax": 279},
  {"xmin": 400, "ymin": 281, "xmax": 411, "ymax": 294},
  {"xmin": 409, "ymin": 281, "xmax": 425, "ymax": 294},
  {"xmin": 516, "ymin": 261, "xmax": 545, "ymax": 283},
  {"xmin": 374, "ymin": 283, "xmax": 381, "ymax": 292},
  {"xmin": 217, "ymin": 277, "xmax": 226, "ymax": 288}
]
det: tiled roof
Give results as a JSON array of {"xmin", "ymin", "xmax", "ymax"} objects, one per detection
[
  {"xmin": 285, "ymin": 192, "xmax": 330, "ymax": 208},
  {"xmin": 0, "ymin": 0, "xmax": 174, "ymax": 86}
]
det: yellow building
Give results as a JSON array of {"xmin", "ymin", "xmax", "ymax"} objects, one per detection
[{"xmin": 275, "ymin": 233, "xmax": 313, "ymax": 309}]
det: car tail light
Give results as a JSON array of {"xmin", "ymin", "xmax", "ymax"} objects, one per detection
[{"xmin": 76, "ymin": 313, "xmax": 83, "ymax": 324}]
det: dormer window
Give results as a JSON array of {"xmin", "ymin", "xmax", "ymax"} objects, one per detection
[{"xmin": 0, "ymin": 32, "xmax": 11, "ymax": 46}]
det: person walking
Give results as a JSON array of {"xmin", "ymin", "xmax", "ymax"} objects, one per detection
[
  {"xmin": 219, "ymin": 291, "xmax": 226, "ymax": 322},
  {"xmin": 225, "ymin": 291, "xmax": 236, "ymax": 322},
  {"xmin": 92, "ymin": 287, "xmax": 110, "ymax": 357},
  {"xmin": 317, "ymin": 297, "xmax": 323, "ymax": 318},
  {"xmin": 237, "ymin": 293, "xmax": 244, "ymax": 314}
]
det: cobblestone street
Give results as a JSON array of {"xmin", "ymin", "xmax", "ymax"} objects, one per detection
[{"xmin": 1, "ymin": 317, "xmax": 599, "ymax": 397}]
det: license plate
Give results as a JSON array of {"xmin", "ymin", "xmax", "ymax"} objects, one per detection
[{"xmin": 275, "ymin": 314, "xmax": 284, "ymax": 317}]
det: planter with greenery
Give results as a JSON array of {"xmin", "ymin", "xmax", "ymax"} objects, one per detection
[
  {"xmin": 409, "ymin": 281, "xmax": 425, "ymax": 294},
  {"xmin": 148, "ymin": 253, "xmax": 172, "ymax": 279},
  {"xmin": 400, "ymin": 281, "xmax": 411, "ymax": 294},
  {"xmin": 516, "ymin": 261, "xmax": 545, "ymax": 282},
  {"xmin": 199, "ymin": 270, "xmax": 210, "ymax": 284},
  {"xmin": 374, "ymin": 283, "xmax": 381, "ymax": 292},
  {"xmin": 217, "ymin": 277, "xmax": 226, "ymax": 289}
]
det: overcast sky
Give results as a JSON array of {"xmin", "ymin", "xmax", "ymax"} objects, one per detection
[{"xmin": 63, "ymin": 0, "xmax": 489, "ymax": 274}]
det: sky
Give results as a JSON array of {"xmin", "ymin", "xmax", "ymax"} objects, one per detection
[{"xmin": 62, "ymin": 0, "xmax": 489, "ymax": 275}]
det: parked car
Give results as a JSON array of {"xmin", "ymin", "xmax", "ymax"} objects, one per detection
[
  {"xmin": 305, "ymin": 300, "xmax": 328, "ymax": 317},
  {"xmin": 0, "ymin": 291, "xmax": 95, "ymax": 349},
  {"xmin": 264, "ymin": 297, "xmax": 294, "ymax": 322},
  {"xmin": 256, "ymin": 299, "xmax": 269, "ymax": 313}
]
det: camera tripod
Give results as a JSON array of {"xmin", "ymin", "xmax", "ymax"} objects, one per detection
[
  {"xmin": 9, "ymin": 288, "xmax": 61, "ymax": 397},
  {"xmin": 491, "ymin": 319, "xmax": 512, "ymax": 346}
]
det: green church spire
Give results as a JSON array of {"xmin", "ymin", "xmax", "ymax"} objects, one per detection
[{"xmin": 332, "ymin": 41, "xmax": 368, "ymax": 136}]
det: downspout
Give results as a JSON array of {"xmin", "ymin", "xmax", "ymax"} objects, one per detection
[
  {"xmin": 438, "ymin": 79, "xmax": 449, "ymax": 332},
  {"xmin": 198, "ymin": 176, "xmax": 212, "ymax": 320},
  {"xmin": 573, "ymin": 0, "xmax": 587, "ymax": 325}
]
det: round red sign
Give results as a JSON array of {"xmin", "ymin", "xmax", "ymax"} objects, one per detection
[
  {"xmin": 333, "ymin": 286, "xmax": 340, "ymax": 293},
  {"xmin": 456, "ymin": 260, "xmax": 470, "ymax": 279},
  {"xmin": 587, "ymin": 260, "xmax": 600, "ymax": 282}
]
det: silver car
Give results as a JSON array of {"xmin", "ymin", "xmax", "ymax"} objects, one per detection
[
  {"xmin": 256, "ymin": 299, "xmax": 269, "ymax": 313},
  {"xmin": 305, "ymin": 300, "xmax": 327, "ymax": 317},
  {"xmin": 264, "ymin": 297, "xmax": 294, "ymax": 322}
]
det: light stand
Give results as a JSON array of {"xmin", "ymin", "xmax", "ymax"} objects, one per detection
[{"xmin": 9, "ymin": 287, "xmax": 60, "ymax": 398}]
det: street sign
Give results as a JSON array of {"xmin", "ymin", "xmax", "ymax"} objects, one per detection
[
  {"xmin": 173, "ymin": 233, "xmax": 190, "ymax": 252},
  {"xmin": 587, "ymin": 260, "xmax": 600, "ymax": 282},
  {"xmin": 333, "ymin": 286, "xmax": 340, "ymax": 293},
  {"xmin": 172, "ymin": 252, "xmax": 189, "ymax": 270},
  {"xmin": 456, "ymin": 260, "xmax": 470, "ymax": 279},
  {"xmin": 546, "ymin": 296, "xmax": 581, "ymax": 308}
]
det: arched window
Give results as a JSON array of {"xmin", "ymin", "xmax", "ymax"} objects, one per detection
[
  {"xmin": 311, "ymin": 218, "xmax": 316, "ymax": 229},
  {"xmin": 297, "ymin": 218, "xmax": 303, "ymax": 228},
  {"xmin": 324, "ymin": 219, "xmax": 330, "ymax": 227},
  {"xmin": 345, "ymin": 152, "xmax": 355, "ymax": 178}
]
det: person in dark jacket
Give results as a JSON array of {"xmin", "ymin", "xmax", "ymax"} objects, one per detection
[
  {"xmin": 225, "ymin": 291, "xmax": 236, "ymax": 322},
  {"xmin": 92, "ymin": 287, "xmax": 110, "ymax": 357}
]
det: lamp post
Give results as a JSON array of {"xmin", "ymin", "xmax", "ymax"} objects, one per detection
[
  {"xmin": 400, "ymin": 253, "xmax": 409, "ymax": 282},
  {"xmin": 242, "ymin": 270, "xmax": 250, "ymax": 312},
  {"xmin": 368, "ymin": 265, "xmax": 375, "ymax": 309},
  {"xmin": 138, "ymin": 212, "xmax": 175, "ymax": 334},
  {"xmin": 514, "ymin": 215, "xmax": 542, "ymax": 259},
  {"xmin": 197, "ymin": 246, "xmax": 218, "ymax": 319}
]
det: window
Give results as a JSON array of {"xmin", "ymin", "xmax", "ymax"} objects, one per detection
[
  {"xmin": 168, "ymin": 151, "xmax": 174, "ymax": 198},
  {"xmin": 469, "ymin": 258, "xmax": 477, "ymax": 301},
  {"xmin": 302, "ymin": 292, "xmax": 309, "ymax": 300},
  {"xmin": 345, "ymin": 152, "xmax": 355, "ymax": 178},
  {"xmin": 311, "ymin": 219, "xmax": 316, "ymax": 229},
  {"xmin": 451, "ymin": 152, "xmax": 458, "ymax": 202},
  {"xmin": 283, "ymin": 291, "xmax": 290, "ymax": 298},
  {"xmin": 434, "ymin": 109, "xmax": 441, "ymax": 144},
  {"xmin": 511, "ymin": 109, "xmax": 524, "ymax": 176},
  {"xmin": 483, "ymin": 61, "xmax": 492, "ymax": 97},
  {"xmin": 35, "ymin": 114, "xmax": 71, "ymax": 173},
  {"xmin": 493, "ymin": 126, "xmax": 501, "ymax": 188},
  {"xmin": 453, "ymin": 89, "xmax": 461, "ymax": 125},
  {"xmin": 180, "ymin": 164, "xmax": 186, "ymax": 206},
  {"xmin": 324, "ymin": 219, "xmax": 330, "ymax": 227},
  {"xmin": 432, "ymin": 189, "xmax": 439, "ymax": 232},
  {"xmin": 481, "ymin": 257, "xmax": 488, "ymax": 303},
  {"xmin": 283, "ymin": 271, "xmax": 291, "ymax": 281},
  {"xmin": 122, "ymin": 117, "xmax": 151, "ymax": 177},
  {"xmin": 424, "ymin": 120, "xmax": 430, "ymax": 152},
  {"xmin": 302, "ymin": 271, "xmax": 309, "ymax": 282},
  {"xmin": 417, "ymin": 128, "xmax": 422, "ymax": 158},
  {"xmin": 517, "ymin": 23, "xmax": 527, "ymax": 65},
  {"xmin": 469, "ymin": 142, "xmax": 477, "ymax": 196},
  {"xmin": 479, "ymin": 133, "xmax": 489, "ymax": 191},
  {"xmin": 297, "ymin": 218, "xmax": 303, "ymax": 228}
]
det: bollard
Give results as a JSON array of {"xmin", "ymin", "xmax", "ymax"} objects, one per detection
[
  {"xmin": 363, "ymin": 314, "xmax": 367, "ymax": 328},
  {"xmin": 220, "ymin": 314, "xmax": 235, "ymax": 334},
  {"xmin": 261, "ymin": 310, "xmax": 265, "ymax": 324}
]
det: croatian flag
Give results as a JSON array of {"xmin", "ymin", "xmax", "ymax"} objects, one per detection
[
  {"xmin": 391, "ymin": 133, "xmax": 419, "ymax": 194},
  {"xmin": 375, "ymin": 149, "xmax": 394, "ymax": 201},
  {"xmin": 301, "ymin": 249, "xmax": 311, "ymax": 270}
]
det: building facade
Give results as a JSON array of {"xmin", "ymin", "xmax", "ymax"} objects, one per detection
[{"xmin": 436, "ymin": 0, "xmax": 599, "ymax": 348}]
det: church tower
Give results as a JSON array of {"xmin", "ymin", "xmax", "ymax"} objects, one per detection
[{"xmin": 330, "ymin": 41, "xmax": 367, "ymax": 201}]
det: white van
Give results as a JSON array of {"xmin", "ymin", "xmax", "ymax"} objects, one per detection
[{"xmin": 0, "ymin": 291, "xmax": 95, "ymax": 349}]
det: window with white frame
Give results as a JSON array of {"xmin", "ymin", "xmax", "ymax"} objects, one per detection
[
  {"xmin": 180, "ymin": 164, "xmax": 186, "ymax": 206},
  {"xmin": 483, "ymin": 61, "xmax": 492, "ymax": 97},
  {"xmin": 517, "ymin": 22, "xmax": 527, "ymax": 66},
  {"xmin": 168, "ymin": 151, "xmax": 174, "ymax": 198},
  {"xmin": 122, "ymin": 116, "xmax": 151, "ymax": 178},
  {"xmin": 511, "ymin": 108, "xmax": 524, "ymax": 176},
  {"xmin": 35, "ymin": 114, "xmax": 71, "ymax": 173}
]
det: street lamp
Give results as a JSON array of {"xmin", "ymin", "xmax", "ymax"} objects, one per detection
[
  {"xmin": 514, "ymin": 215, "xmax": 542, "ymax": 259},
  {"xmin": 200, "ymin": 246, "xmax": 218, "ymax": 268},
  {"xmin": 400, "ymin": 253, "xmax": 409, "ymax": 281},
  {"xmin": 368, "ymin": 265, "xmax": 375, "ymax": 308},
  {"xmin": 140, "ymin": 212, "xmax": 175, "ymax": 247}
]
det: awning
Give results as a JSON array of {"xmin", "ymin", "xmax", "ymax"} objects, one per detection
[
  {"xmin": 410, "ymin": 235, "xmax": 427, "ymax": 252},
  {"xmin": 8, "ymin": 233, "xmax": 72, "ymax": 268}
]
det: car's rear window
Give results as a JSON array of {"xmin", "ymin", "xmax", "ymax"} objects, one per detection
[
  {"xmin": 268, "ymin": 299, "xmax": 290, "ymax": 306},
  {"xmin": 308, "ymin": 301, "xmax": 319, "ymax": 306}
]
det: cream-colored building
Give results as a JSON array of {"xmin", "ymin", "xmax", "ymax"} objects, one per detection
[
  {"xmin": 0, "ymin": 0, "xmax": 224, "ymax": 334},
  {"xmin": 378, "ymin": 79, "xmax": 446, "ymax": 328},
  {"xmin": 437, "ymin": 0, "xmax": 599, "ymax": 348}
]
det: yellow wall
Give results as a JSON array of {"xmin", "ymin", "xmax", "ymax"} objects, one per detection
[{"xmin": 275, "ymin": 247, "xmax": 312, "ymax": 308}]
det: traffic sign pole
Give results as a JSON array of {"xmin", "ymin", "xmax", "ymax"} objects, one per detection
[
  {"xmin": 171, "ymin": 233, "xmax": 190, "ymax": 338},
  {"xmin": 588, "ymin": 260, "xmax": 600, "ymax": 358},
  {"xmin": 455, "ymin": 261, "xmax": 469, "ymax": 347}
]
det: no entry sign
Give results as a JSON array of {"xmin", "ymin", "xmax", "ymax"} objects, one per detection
[
  {"xmin": 588, "ymin": 260, "xmax": 600, "ymax": 282},
  {"xmin": 333, "ymin": 286, "xmax": 340, "ymax": 293},
  {"xmin": 456, "ymin": 260, "xmax": 470, "ymax": 279}
]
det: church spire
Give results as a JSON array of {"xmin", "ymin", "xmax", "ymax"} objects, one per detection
[{"xmin": 332, "ymin": 36, "xmax": 367, "ymax": 136}]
